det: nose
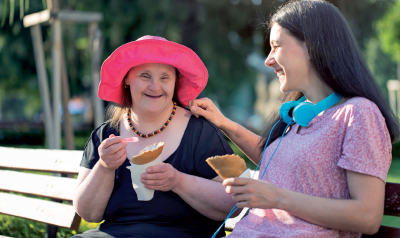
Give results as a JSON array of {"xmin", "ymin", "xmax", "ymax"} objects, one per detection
[
  {"xmin": 265, "ymin": 52, "xmax": 275, "ymax": 68},
  {"xmin": 148, "ymin": 79, "xmax": 161, "ymax": 91}
]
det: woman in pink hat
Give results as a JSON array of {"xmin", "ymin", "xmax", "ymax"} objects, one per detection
[{"xmin": 72, "ymin": 36, "xmax": 235, "ymax": 238}]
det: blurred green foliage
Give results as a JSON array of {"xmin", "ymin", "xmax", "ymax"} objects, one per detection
[
  {"xmin": 1, "ymin": 1, "xmax": 400, "ymax": 234},
  {"xmin": 0, "ymin": 213, "xmax": 100, "ymax": 238},
  {"xmin": 0, "ymin": 0, "xmax": 398, "ymax": 123},
  {"xmin": 376, "ymin": 0, "xmax": 400, "ymax": 62}
]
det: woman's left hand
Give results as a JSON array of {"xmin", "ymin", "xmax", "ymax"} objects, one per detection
[
  {"xmin": 223, "ymin": 177, "xmax": 283, "ymax": 209},
  {"xmin": 141, "ymin": 163, "xmax": 183, "ymax": 192}
]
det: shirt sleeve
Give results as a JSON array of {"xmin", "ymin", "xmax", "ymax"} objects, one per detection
[
  {"xmin": 337, "ymin": 101, "xmax": 392, "ymax": 182},
  {"xmin": 193, "ymin": 119, "xmax": 234, "ymax": 179},
  {"xmin": 80, "ymin": 122, "xmax": 114, "ymax": 169}
]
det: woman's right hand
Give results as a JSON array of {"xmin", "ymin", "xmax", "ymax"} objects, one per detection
[
  {"xmin": 98, "ymin": 134, "xmax": 127, "ymax": 171},
  {"xmin": 188, "ymin": 97, "xmax": 227, "ymax": 128}
]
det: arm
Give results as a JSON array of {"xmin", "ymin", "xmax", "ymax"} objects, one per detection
[
  {"xmin": 73, "ymin": 135, "xmax": 127, "ymax": 222},
  {"xmin": 189, "ymin": 98, "xmax": 263, "ymax": 164},
  {"xmin": 142, "ymin": 163, "xmax": 238, "ymax": 220},
  {"xmin": 224, "ymin": 170, "xmax": 384, "ymax": 235}
]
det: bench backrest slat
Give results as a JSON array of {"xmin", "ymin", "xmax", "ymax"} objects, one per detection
[
  {"xmin": 0, "ymin": 146, "xmax": 82, "ymax": 174},
  {"xmin": 0, "ymin": 146, "xmax": 82, "ymax": 231},
  {"xmin": 0, "ymin": 192, "xmax": 81, "ymax": 230},
  {"xmin": 0, "ymin": 170, "xmax": 77, "ymax": 201},
  {"xmin": 362, "ymin": 226, "xmax": 400, "ymax": 237},
  {"xmin": 384, "ymin": 182, "xmax": 400, "ymax": 216}
]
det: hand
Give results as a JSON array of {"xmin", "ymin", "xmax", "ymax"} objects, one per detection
[
  {"xmin": 223, "ymin": 177, "xmax": 283, "ymax": 209},
  {"xmin": 141, "ymin": 162, "xmax": 183, "ymax": 192},
  {"xmin": 188, "ymin": 97, "xmax": 227, "ymax": 128},
  {"xmin": 98, "ymin": 134, "xmax": 127, "ymax": 171}
]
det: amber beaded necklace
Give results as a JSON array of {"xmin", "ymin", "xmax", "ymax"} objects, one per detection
[{"xmin": 126, "ymin": 101, "xmax": 177, "ymax": 138}]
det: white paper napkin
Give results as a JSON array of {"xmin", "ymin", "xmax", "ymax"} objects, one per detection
[
  {"xmin": 126, "ymin": 154, "xmax": 163, "ymax": 201},
  {"xmin": 238, "ymin": 168, "xmax": 251, "ymax": 178}
]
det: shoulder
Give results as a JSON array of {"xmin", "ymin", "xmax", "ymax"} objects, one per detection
[
  {"xmin": 334, "ymin": 97, "xmax": 383, "ymax": 119},
  {"xmin": 343, "ymin": 97, "xmax": 380, "ymax": 111},
  {"xmin": 188, "ymin": 115, "xmax": 220, "ymax": 133},
  {"xmin": 331, "ymin": 97, "xmax": 388, "ymax": 134},
  {"xmin": 87, "ymin": 120, "xmax": 116, "ymax": 144}
]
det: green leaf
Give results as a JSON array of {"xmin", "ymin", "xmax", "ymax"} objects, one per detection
[
  {"xmin": 1, "ymin": 0, "xmax": 8, "ymax": 28},
  {"xmin": 10, "ymin": 0, "xmax": 14, "ymax": 25},
  {"xmin": 19, "ymin": 0, "xmax": 23, "ymax": 19}
]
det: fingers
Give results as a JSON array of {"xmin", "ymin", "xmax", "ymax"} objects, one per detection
[
  {"xmin": 101, "ymin": 137, "xmax": 127, "ymax": 155},
  {"xmin": 188, "ymin": 97, "xmax": 211, "ymax": 109},
  {"xmin": 146, "ymin": 163, "xmax": 170, "ymax": 173},
  {"xmin": 226, "ymin": 185, "xmax": 248, "ymax": 194},
  {"xmin": 232, "ymin": 192, "xmax": 258, "ymax": 209},
  {"xmin": 190, "ymin": 105, "xmax": 207, "ymax": 118},
  {"xmin": 114, "ymin": 146, "xmax": 127, "ymax": 160},
  {"xmin": 223, "ymin": 177, "xmax": 251, "ymax": 186},
  {"xmin": 141, "ymin": 171, "xmax": 164, "ymax": 180},
  {"xmin": 104, "ymin": 135, "xmax": 125, "ymax": 148},
  {"xmin": 189, "ymin": 98, "xmax": 213, "ymax": 118},
  {"xmin": 142, "ymin": 177, "xmax": 168, "ymax": 186},
  {"xmin": 224, "ymin": 178, "xmax": 256, "ymax": 195}
]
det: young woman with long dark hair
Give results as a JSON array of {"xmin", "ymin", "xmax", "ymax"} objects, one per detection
[{"xmin": 189, "ymin": 1, "xmax": 399, "ymax": 237}]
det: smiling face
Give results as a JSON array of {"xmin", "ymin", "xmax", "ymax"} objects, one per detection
[
  {"xmin": 124, "ymin": 63, "xmax": 176, "ymax": 113},
  {"xmin": 265, "ymin": 23, "xmax": 314, "ymax": 93}
]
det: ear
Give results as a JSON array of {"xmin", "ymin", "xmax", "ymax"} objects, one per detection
[
  {"xmin": 301, "ymin": 42, "xmax": 311, "ymax": 60},
  {"xmin": 124, "ymin": 69, "xmax": 132, "ymax": 85}
]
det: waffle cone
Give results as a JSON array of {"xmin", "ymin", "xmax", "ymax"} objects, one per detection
[
  {"xmin": 206, "ymin": 154, "xmax": 246, "ymax": 180},
  {"xmin": 130, "ymin": 142, "xmax": 164, "ymax": 165}
]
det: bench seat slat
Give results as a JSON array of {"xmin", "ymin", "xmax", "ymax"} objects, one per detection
[
  {"xmin": 0, "ymin": 147, "xmax": 82, "ymax": 174},
  {"xmin": 0, "ymin": 192, "xmax": 81, "ymax": 230},
  {"xmin": 0, "ymin": 170, "xmax": 76, "ymax": 201}
]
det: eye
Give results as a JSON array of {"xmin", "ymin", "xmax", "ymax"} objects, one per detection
[
  {"xmin": 141, "ymin": 73, "xmax": 150, "ymax": 79},
  {"xmin": 160, "ymin": 75, "xmax": 170, "ymax": 81}
]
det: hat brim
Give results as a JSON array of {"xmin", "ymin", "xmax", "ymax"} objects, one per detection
[{"xmin": 99, "ymin": 39, "xmax": 208, "ymax": 107}]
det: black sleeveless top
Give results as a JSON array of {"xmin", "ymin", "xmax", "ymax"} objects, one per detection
[{"xmin": 80, "ymin": 116, "xmax": 232, "ymax": 238}]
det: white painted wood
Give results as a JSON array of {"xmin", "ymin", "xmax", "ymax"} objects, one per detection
[
  {"xmin": 0, "ymin": 147, "xmax": 82, "ymax": 174},
  {"xmin": 0, "ymin": 192, "xmax": 80, "ymax": 230},
  {"xmin": 56, "ymin": 10, "xmax": 103, "ymax": 22},
  {"xmin": 23, "ymin": 10, "xmax": 51, "ymax": 27},
  {"xmin": 0, "ymin": 170, "xmax": 76, "ymax": 201}
]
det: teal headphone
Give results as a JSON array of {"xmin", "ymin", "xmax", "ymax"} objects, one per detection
[{"xmin": 279, "ymin": 92, "xmax": 343, "ymax": 127}]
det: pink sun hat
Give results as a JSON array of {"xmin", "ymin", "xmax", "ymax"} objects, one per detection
[{"xmin": 98, "ymin": 35, "xmax": 208, "ymax": 107}]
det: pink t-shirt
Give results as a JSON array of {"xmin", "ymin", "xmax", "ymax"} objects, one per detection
[{"xmin": 229, "ymin": 97, "xmax": 392, "ymax": 238}]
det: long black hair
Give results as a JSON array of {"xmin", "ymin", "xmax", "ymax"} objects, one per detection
[{"xmin": 260, "ymin": 0, "xmax": 400, "ymax": 151}]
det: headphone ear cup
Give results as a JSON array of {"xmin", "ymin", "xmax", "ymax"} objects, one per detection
[
  {"xmin": 279, "ymin": 101, "xmax": 299, "ymax": 124},
  {"xmin": 293, "ymin": 102, "xmax": 315, "ymax": 127}
]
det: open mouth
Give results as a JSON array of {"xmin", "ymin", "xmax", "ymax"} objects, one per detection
[
  {"xmin": 145, "ymin": 94, "xmax": 162, "ymax": 99},
  {"xmin": 276, "ymin": 70, "xmax": 285, "ymax": 77}
]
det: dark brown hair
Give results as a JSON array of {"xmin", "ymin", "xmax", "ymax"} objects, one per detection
[{"xmin": 260, "ymin": 0, "xmax": 400, "ymax": 152}]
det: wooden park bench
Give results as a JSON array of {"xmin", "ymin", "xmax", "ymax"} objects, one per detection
[
  {"xmin": 226, "ymin": 180, "xmax": 400, "ymax": 237},
  {"xmin": 0, "ymin": 145, "xmax": 399, "ymax": 237},
  {"xmin": 0, "ymin": 146, "xmax": 83, "ymax": 238}
]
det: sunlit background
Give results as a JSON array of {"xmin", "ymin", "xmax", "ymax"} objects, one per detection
[{"xmin": 0, "ymin": 0, "xmax": 399, "ymax": 236}]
